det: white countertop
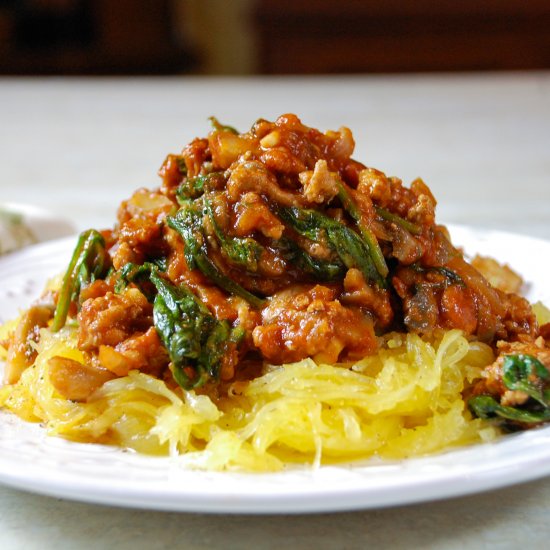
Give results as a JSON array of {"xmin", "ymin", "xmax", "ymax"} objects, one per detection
[{"xmin": 0, "ymin": 74, "xmax": 549, "ymax": 548}]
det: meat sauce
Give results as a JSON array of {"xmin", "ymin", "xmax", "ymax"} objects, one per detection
[
  {"xmin": 5, "ymin": 115, "xmax": 548, "ymax": 424},
  {"xmin": 81, "ymin": 115, "xmax": 539, "ymax": 373}
]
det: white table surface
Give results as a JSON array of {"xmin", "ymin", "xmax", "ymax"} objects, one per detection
[{"xmin": 0, "ymin": 74, "xmax": 549, "ymax": 548}]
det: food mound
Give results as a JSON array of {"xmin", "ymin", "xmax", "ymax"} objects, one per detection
[{"xmin": 1, "ymin": 114, "xmax": 549, "ymax": 470}]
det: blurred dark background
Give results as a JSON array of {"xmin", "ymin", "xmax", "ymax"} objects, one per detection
[{"xmin": 1, "ymin": 0, "xmax": 549, "ymax": 76}]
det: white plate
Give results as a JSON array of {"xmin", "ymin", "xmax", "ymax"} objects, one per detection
[
  {"xmin": 0, "ymin": 202, "xmax": 75, "ymax": 256},
  {"xmin": 0, "ymin": 227, "xmax": 550, "ymax": 514}
]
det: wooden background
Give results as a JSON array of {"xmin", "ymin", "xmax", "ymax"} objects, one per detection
[{"xmin": 1, "ymin": 0, "xmax": 550, "ymax": 75}]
